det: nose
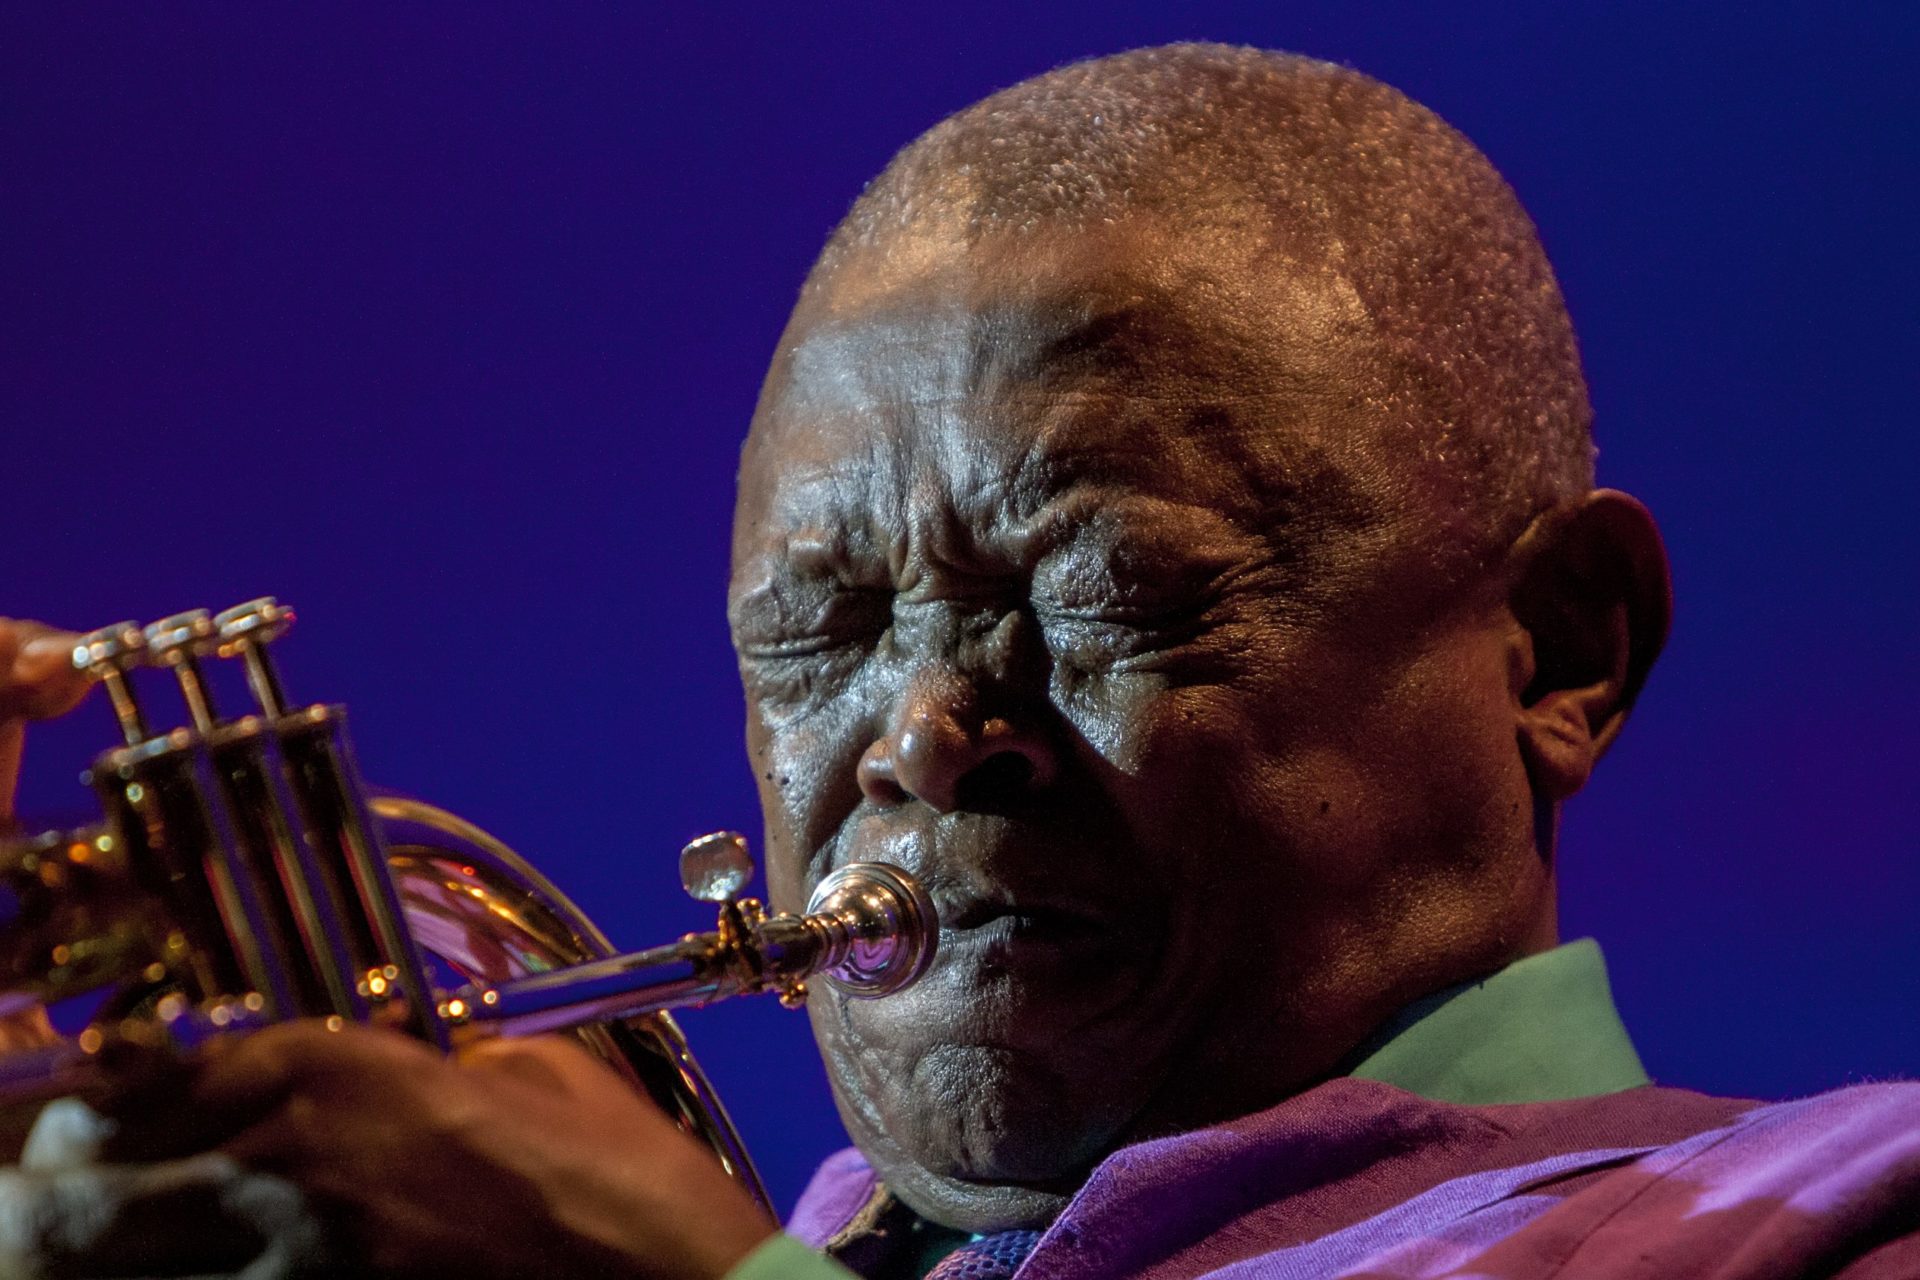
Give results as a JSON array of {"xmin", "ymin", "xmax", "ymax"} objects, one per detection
[{"xmin": 857, "ymin": 667, "xmax": 1058, "ymax": 812}]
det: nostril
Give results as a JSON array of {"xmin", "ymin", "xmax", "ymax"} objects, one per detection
[
  {"xmin": 953, "ymin": 751, "xmax": 1038, "ymax": 811},
  {"xmin": 856, "ymin": 739, "xmax": 910, "ymax": 806}
]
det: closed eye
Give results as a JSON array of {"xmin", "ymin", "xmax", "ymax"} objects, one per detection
[
  {"xmin": 732, "ymin": 585, "xmax": 891, "ymax": 659},
  {"xmin": 1034, "ymin": 593, "xmax": 1215, "ymax": 627},
  {"xmin": 1032, "ymin": 596, "xmax": 1218, "ymax": 672}
]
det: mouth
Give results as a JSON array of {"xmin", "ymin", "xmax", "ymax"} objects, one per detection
[
  {"xmin": 832, "ymin": 816, "xmax": 1134, "ymax": 969},
  {"xmin": 937, "ymin": 898, "xmax": 1105, "ymax": 939},
  {"xmin": 826, "ymin": 850, "xmax": 1155, "ymax": 1040},
  {"xmin": 871, "ymin": 893, "xmax": 1141, "ymax": 1036},
  {"xmin": 931, "ymin": 897, "xmax": 1114, "ymax": 973}
]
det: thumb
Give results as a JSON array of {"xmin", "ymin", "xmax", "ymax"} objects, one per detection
[
  {"xmin": 1, "ymin": 720, "xmax": 21, "ymax": 830},
  {"xmin": 1, "ymin": 620, "xmax": 92, "ymax": 829},
  {"xmin": 0, "ymin": 623, "xmax": 90, "ymax": 723}
]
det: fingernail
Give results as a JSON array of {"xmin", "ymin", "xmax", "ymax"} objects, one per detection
[
  {"xmin": 19, "ymin": 634, "xmax": 68, "ymax": 660},
  {"xmin": 17, "ymin": 635, "xmax": 79, "ymax": 683}
]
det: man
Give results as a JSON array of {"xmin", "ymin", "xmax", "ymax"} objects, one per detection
[{"xmin": 2, "ymin": 43, "xmax": 1916, "ymax": 1280}]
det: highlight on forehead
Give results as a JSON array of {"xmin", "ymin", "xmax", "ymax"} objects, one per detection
[
  {"xmin": 777, "ymin": 284, "xmax": 1223, "ymax": 416},
  {"xmin": 807, "ymin": 42, "xmax": 1597, "ymax": 561}
]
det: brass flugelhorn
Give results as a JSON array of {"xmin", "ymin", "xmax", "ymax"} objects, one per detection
[{"xmin": 0, "ymin": 599, "xmax": 938, "ymax": 1209}]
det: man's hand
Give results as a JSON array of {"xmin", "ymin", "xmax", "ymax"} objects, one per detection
[
  {"xmin": 99, "ymin": 1021, "xmax": 779, "ymax": 1280},
  {"xmin": 0, "ymin": 618, "xmax": 90, "ymax": 830},
  {"xmin": 2, "ymin": 618, "xmax": 777, "ymax": 1277},
  {"xmin": 0, "ymin": 618, "xmax": 89, "ymax": 1057}
]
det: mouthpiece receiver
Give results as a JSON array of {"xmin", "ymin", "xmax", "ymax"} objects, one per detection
[
  {"xmin": 797, "ymin": 861, "xmax": 939, "ymax": 997},
  {"xmin": 440, "ymin": 841, "xmax": 940, "ymax": 1038}
]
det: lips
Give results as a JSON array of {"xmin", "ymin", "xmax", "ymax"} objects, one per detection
[
  {"xmin": 824, "ymin": 828, "xmax": 1155, "ymax": 1039},
  {"xmin": 934, "ymin": 896, "xmax": 1105, "ymax": 939},
  {"xmin": 831, "ymin": 814, "xmax": 1133, "ymax": 963}
]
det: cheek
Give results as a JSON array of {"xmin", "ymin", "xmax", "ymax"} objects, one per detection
[
  {"xmin": 1052, "ymin": 668, "xmax": 1321, "ymax": 897},
  {"xmin": 748, "ymin": 706, "xmax": 865, "ymax": 911},
  {"xmin": 1257, "ymin": 621, "xmax": 1544, "ymax": 991},
  {"xmin": 1362, "ymin": 628, "xmax": 1534, "ymax": 861},
  {"xmin": 1050, "ymin": 666, "xmax": 1167, "ymax": 774},
  {"xmin": 1064, "ymin": 622, "xmax": 1526, "ymax": 907}
]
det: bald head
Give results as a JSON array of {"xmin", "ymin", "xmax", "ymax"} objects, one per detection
[{"xmin": 809, "ymin": 43, "xmax": 1594, "ymax": 563}]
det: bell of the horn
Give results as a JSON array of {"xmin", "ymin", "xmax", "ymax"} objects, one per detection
[{"xmin": 372, "ymin": 794, "xmax": 768, "ymax": 1207}]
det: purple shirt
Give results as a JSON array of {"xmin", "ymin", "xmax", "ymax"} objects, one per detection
[
  {"xmin": 763, "ymin": 945, "xmax": 1918, "ymax": 1279},
  {"xmin": 787, "ymin": 1077, "xmax": 1920, "ymax": 1277}
]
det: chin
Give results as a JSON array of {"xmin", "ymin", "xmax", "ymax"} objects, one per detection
[
  {"xmin": 888, "ymin": 1163, "xmax": 1077, "ymax": 1235},
  {"xmin": 906, "ymin": 1043, "xmax": 1129, "ymax": 1181},
  {"xmin": 821, "ymin": 1029, "xmax": 1147, "ymax": 1208},
  {"xmin": 810, "ymin": 928, "xmax": 1193, "ymax": 1222},
  {"xmin": 829, "ymin": 1052, "xmax": 1099, "ymax": 1232}
]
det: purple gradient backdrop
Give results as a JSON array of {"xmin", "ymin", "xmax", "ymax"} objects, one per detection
[{"xmin": 4, "ymin": 5, "xmax": 1915, "ymax": 1215}]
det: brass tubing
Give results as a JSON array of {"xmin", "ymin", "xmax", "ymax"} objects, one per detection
[
  {"xmin": 454, "ymin": 939, "xmax": 721, "ymax": 1037},
  {"xmin": 238, "ymin": 647, "xmax": 288, "ymax": 721},
  {"xmin": 280, "ymin": 711, "xmax": 446, "ymax": 1050},
  {"xmin": 167, "ymin": 656, "xmax": 219, "ymax": 736},
  {"xmin": 97, "ymin": 671, "xmax": 149, "ymax": 747},
  {"xmin": 177, "ymin": 745, "xmax": 298, "ymax": 1020},
  {"xmin": 207, "ymin": 725, "xmax": 366, "ymax": 1021}
]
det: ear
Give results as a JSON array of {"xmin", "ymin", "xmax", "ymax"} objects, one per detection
[{"xmin": 1507, "ymin": 490, "xmax": 1671, "ymax": 800}]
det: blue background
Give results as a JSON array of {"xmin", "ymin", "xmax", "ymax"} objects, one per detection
[{"xmin": 4, "ymin": 4, "xmax": 1915, "ymax": 1215}]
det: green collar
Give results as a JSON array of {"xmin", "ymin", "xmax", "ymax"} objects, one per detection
[{"xmin": 1343, "ymin": 938, "xmax": 1650, "ymax": 1105}]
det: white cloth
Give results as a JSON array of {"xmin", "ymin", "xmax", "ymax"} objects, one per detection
[{"xmin": 0, "ymin": 1099, "xmax": 321, "ymax": 1280}]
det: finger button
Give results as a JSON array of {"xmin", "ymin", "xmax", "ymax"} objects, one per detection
[
  {"xmin": 145, "ymin": 610, "xmax": 222, "ymax": 732},
  {"xmin": 213, "ymin": 599, "xmax": 294, "ymax": 717},
  {"xmin": 71, "ymin": 622, "xmax": 148, "ymax": 680},
  {"xmin": 143, "ymin": 611, "xmax": 219, "ymax": 666},
  {"xmin": 680, "ymin": 832, "xmax": 754, "ymax": 903},
  {"xmin": 72, "ymin": 623, "xmax": 150, "ymax": 743},
  {"xmin": 212, "ymin": 598, "xmax": 295, "ymax": 657}
]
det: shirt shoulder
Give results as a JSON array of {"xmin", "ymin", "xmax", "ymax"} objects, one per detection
[
  {"xmin": 788, "ymin": 1146, "xmax": 884, "ymax": 1249},
  {"xmin": 1348, "ymin": 1080, "xmax": 1920, "ymax": 1280}
]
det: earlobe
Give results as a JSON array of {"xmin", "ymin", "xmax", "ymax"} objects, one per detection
[
  {"xmin": 1520, "ymin": 681, "xmax": 1602, "ymax": 798},
  {"xmin": 1508, "ymin": 490, "xmax": 1672, "ymax": 801}
]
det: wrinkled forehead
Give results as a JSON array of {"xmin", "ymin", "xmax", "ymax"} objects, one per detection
[
  {"xmin": 760, "ymin": 295, "xmax": 1229, "ymax": 506},
  {"xmin": 736, "ymin": 227, "xmax": 1393, "ymax": 568}
]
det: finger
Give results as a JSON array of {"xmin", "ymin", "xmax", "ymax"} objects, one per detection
[
  {"xmin": 455, "ymin": 1032, "xmax": 577, "ymax": 1094},
  {"xmin": 87, "ymin": 1041, "xmax": 212, "ymax": 1159},
  {"xmin": 456, "ymin": 1031, "xmax": 636, "ymax": 1095},
  {"xmin": 0, "ymin": 722, "xmax": 20, "ymax": 827},
  {"xmin": 214, "ymin": 1096, "xmax": 324, "ymax": 1177},
  {"xmin": 200, "ymin": 1020, "xmax": 439, "ymax": 1106},
  {"xmin": 1, "ymin": 620, "xmax": 90, "ymax": 828},
  {"xmin": 0, "ymin": 621, "xmax": 90, "ymax": 722},
  {"xmin": 459, "ymin": 1034, "xmax": 764, "ymax": 1200},
  {"xmin": 458, "ymin": 1034, "xmax": 685, "ymax": 1133},
  {"xmin": 0, "ymin": 1007, "xmax": 57, "ymax": 1052},
  {"xmin": 102, "ymin": 1021, "xmax": 438, "ymax": 1162}
]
